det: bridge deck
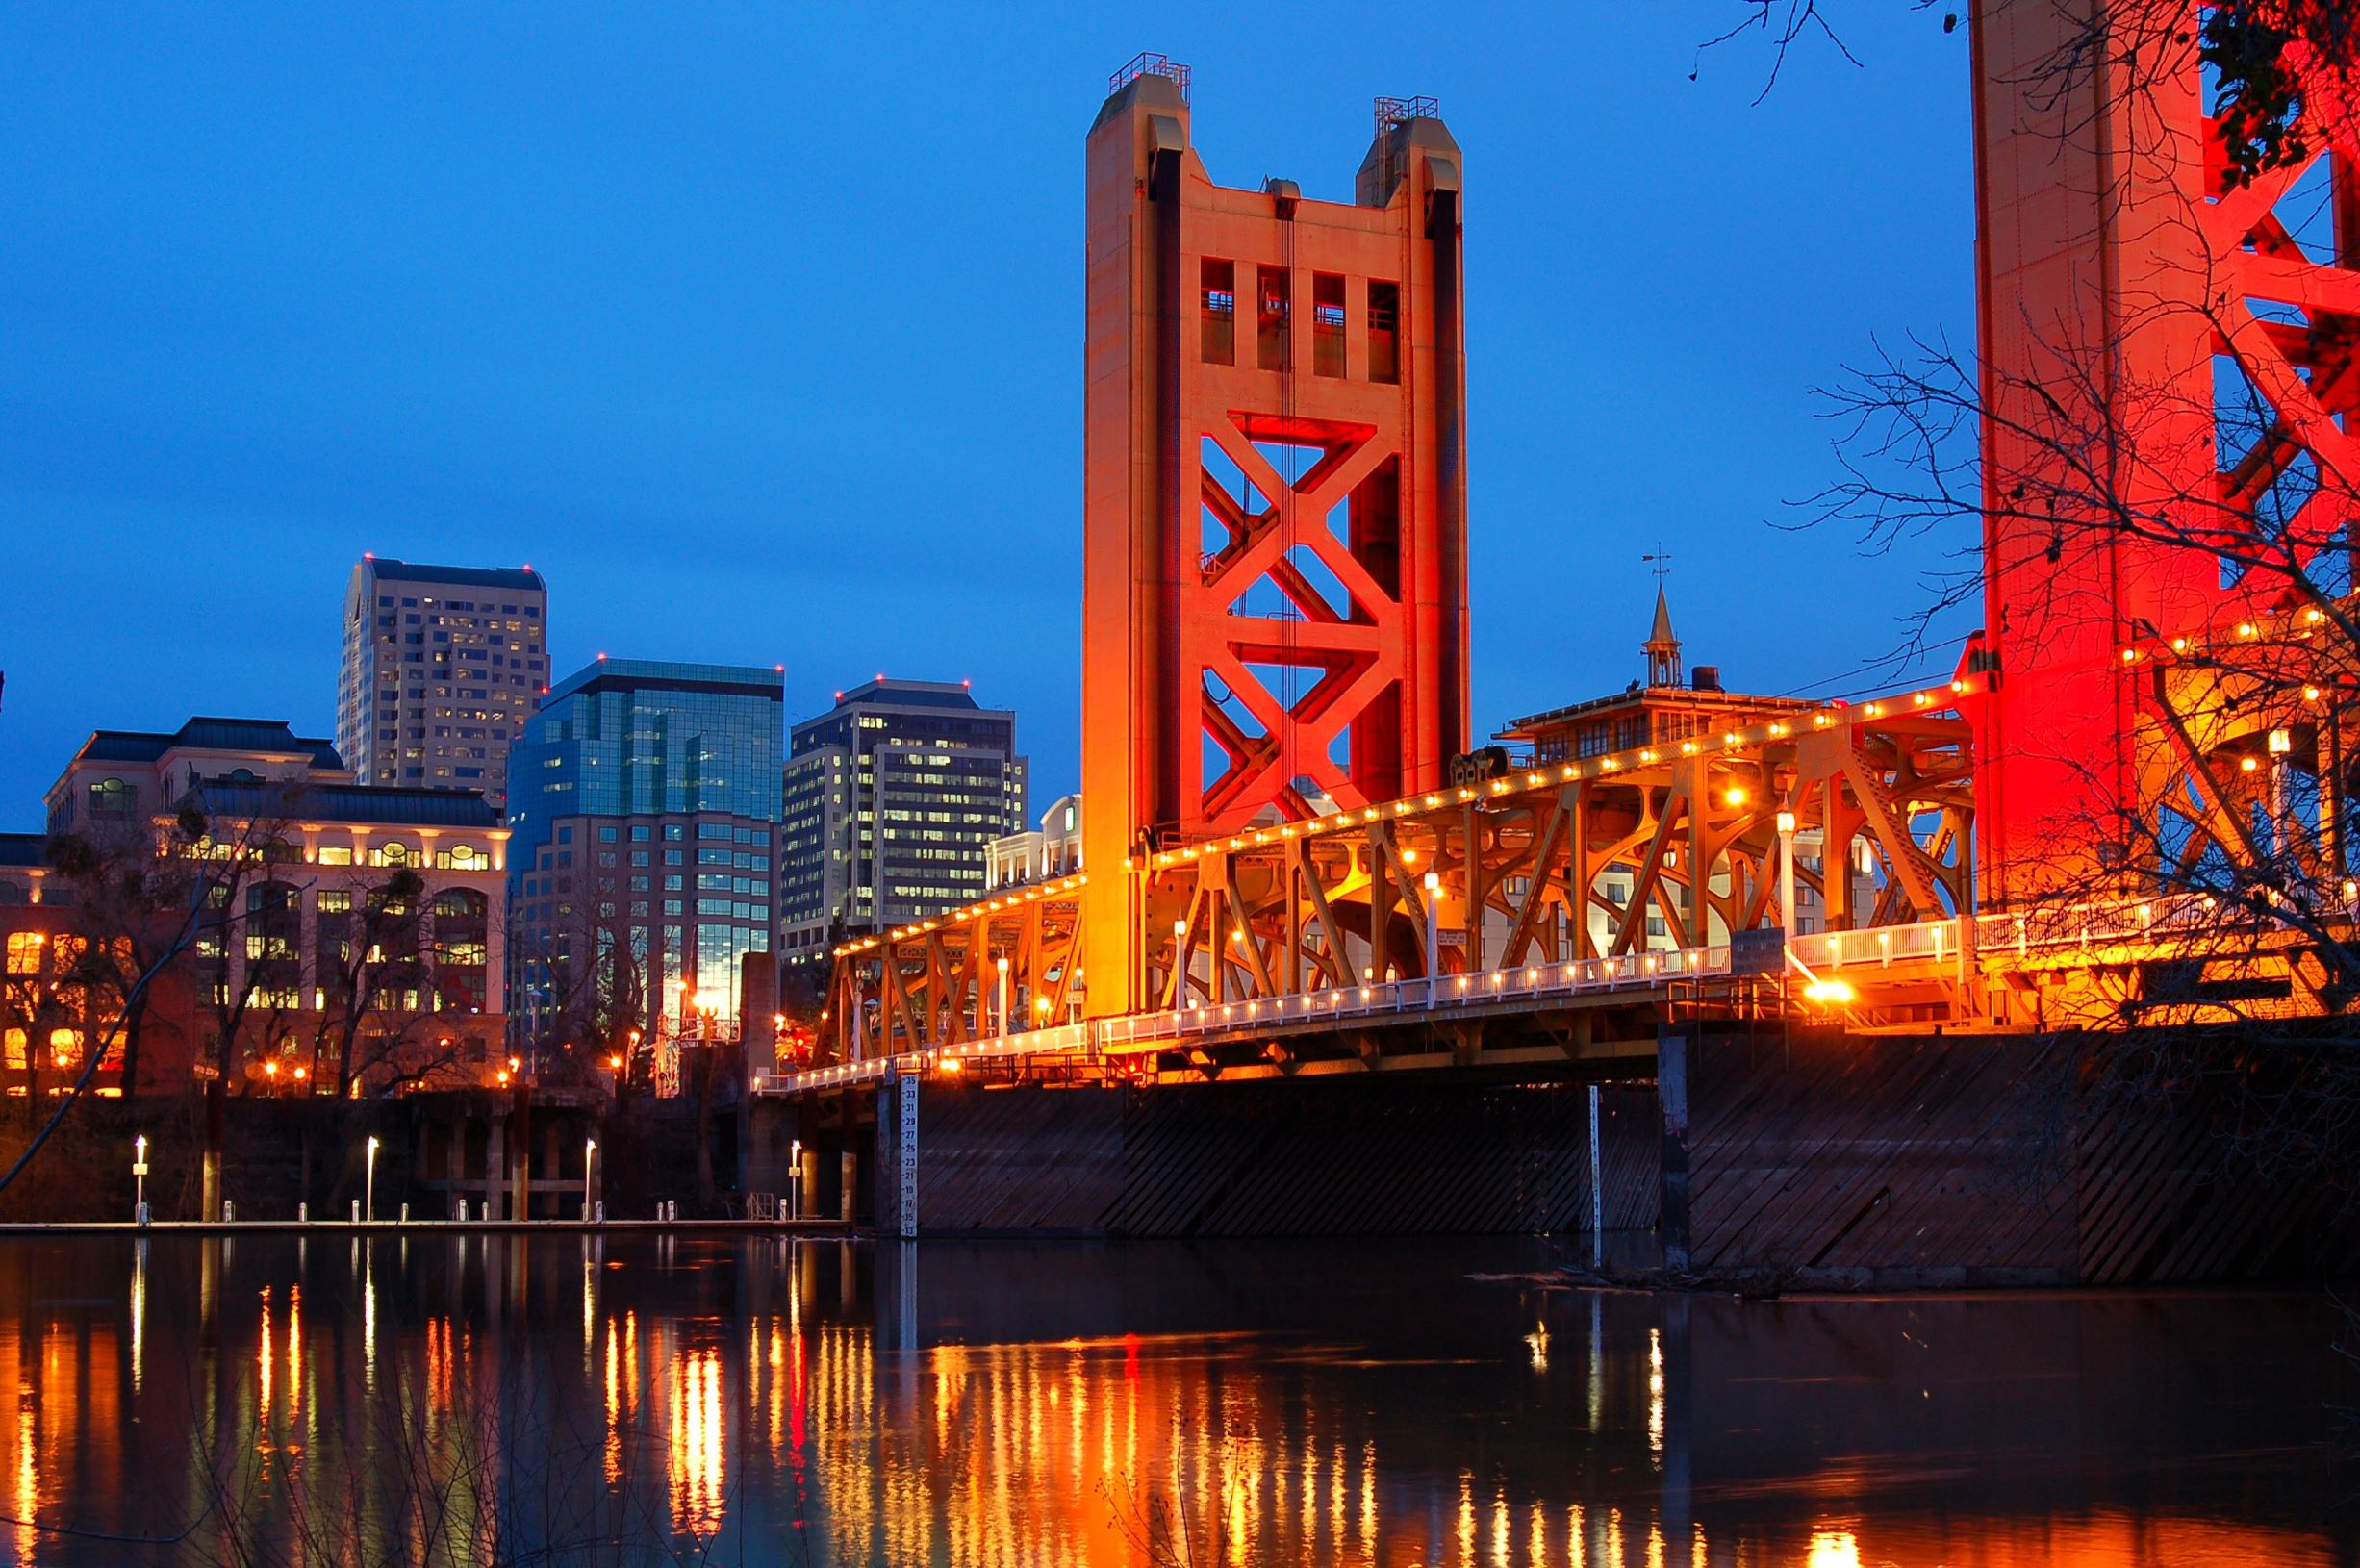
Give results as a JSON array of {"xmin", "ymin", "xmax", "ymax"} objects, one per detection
[{"xmin": 763, "ymin": 917, "xmax": 1985, "ymax": 1096}]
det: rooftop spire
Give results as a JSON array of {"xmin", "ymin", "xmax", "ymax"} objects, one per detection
[{"xmin": 1644, "ymin": 585, "xmax": 1683, "ymax": 687}]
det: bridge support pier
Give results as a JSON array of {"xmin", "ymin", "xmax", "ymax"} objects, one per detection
[
  {"xmin": 1658, "ymin": 1029, "xmax": 1691, "ymax": 1274},
  {"xmin": 1663, "ymin": 1023, "xmax": 2360, "ymax": 1285}
]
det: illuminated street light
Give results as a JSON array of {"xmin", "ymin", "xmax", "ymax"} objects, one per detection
[
  {"xmin": 583, "ymin": 1139, "xmax": 596, "ymax": 1222},
  {"xmin": 1777, "ymin": 809, "xmax": 1798, "ymax": 940},
  {"xmin": 365, "ymin": 1135, "xmax": 381, "ymax": 1224},
  {"xmin": 131, "ymin": 1135, "xmax": 149, "ymax": 1226}
]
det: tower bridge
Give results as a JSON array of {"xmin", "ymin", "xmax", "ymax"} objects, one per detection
[{"xmin": 752, "ymin": 12, "xmax": 2360, "ymax": 1275}]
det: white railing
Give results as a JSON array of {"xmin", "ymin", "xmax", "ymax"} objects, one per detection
[
  {"xmin": 1789, "ymin": 918, "xmax": 1965, "ymax": 974},
  {"xmin": 763, "ymin": 942, "xmax": 1737, "ymax": 1095}
]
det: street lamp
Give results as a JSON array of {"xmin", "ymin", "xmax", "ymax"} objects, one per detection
[
  {"xmin": 365, "ymin": 1135, "xmax": 381, "ymax": 1224},
  {"xmin": 1776, "ymin": 809, "xmax": 1799, "ymax": 939},
  {"xmin": 995, "ymin": 956, "xmax": 1010, "ymax": 1037},
  {"xmin": 1423, "ymin": 871, "xmax": 1442, "ymax": 1005},
  {"xmin": 583, "ymin": 1138, "xmax": 596, "ymax": 1221},
  {"xmin": 2269, "ymin": 727, "xmax": 2294, "ymax": 855},
  {"xmin": 789, "ymin": 1137, "xmax": 802, "ymax": 1222},
  {"xmin": 131, "ymin": 1135, "xmax": 148, "ymax": 1226}
]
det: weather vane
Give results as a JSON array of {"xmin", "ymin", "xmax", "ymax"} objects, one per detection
[{"xmin": 1641, "ymin": 547, "xmax": 1673, "ymax": 581}]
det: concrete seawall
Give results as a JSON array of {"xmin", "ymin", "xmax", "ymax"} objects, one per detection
[{"xmin": 820, "ymin": 1024, "xmax": 2360, "ymax": 1284}]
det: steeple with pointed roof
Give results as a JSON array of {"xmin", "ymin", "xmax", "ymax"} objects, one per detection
[{"xmin": 1643, "ymin": 586, "xmax": 1684, "ymax": 688}]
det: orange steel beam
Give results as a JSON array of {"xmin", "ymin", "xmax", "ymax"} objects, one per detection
[
  {"xmin": 822, "ymin": 678, "xmax": 1984, "ymax": 1063},
  {"xmin": 1078, "ymin": 70, "xmax": 1469, "ymax": 1014},
  {"xmin": 1971, "ymin": 0, "xmax": 2360, "ymax": 903}
]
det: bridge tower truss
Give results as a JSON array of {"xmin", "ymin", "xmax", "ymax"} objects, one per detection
[
  {"xmin": 1078, "ymin": 64, "xmax": 1471, "ymax": 1014},
  {"xmin": 1972, "ymin": 1, "xmax": 2360, "ymax": 903}
]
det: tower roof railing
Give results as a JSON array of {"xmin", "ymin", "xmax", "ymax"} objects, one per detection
[
  {"xmin": 1374, "ymin": 95, "xmax": 1440, "ymax": 137},
  {"xmin": 1109, "ymin": 53, "xmax": 1190, "ymax": 99}
]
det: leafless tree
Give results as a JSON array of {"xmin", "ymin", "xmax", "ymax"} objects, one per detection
[
  {"xmin": 0, "ymin": 802, "xmax": 253, "ymax": 1201},
  {"xmin": 299, "ymin": 863, "xmax": 433, "ymax": 1098},
  {"xmin": 39, "ymin": 808, "xmax": 217, "ymax": 1096},
  {"xmin": 522, "ymin": 861, "xmax": 653, "ymax": 1095},
  {"xmin": 1705, "ymin": 0, "xmax": 2353, "ymax": 187}
]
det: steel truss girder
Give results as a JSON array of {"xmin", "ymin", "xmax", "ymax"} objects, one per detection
[{"xmin": 823, "ymin": 684, "xmax": 1980, "ymax": 1061}]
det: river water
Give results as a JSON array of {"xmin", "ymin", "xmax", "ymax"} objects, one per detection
[{"xmin": 0, "ymin": 1233, "xmax": 2345, "ymax": 1565}]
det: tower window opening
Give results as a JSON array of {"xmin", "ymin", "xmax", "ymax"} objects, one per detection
[
  {"xmin": 1256, "ymin": 266, "xmax": 1290, "ymax": 371},
  {"xmin": 1367, "ymin": 280, "xmax": 1400, "ymax": 383},
  {"xmin": 1201, "ymin": 258, "xmax": 1234, "ymax": 364},
  {"xmin": 1313, "ymin": 273, "xmax": 1346, "ymax": 377}
]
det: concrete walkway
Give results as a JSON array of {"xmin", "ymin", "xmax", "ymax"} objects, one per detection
[{"xmin": 0, "ymin": 1218, "xmax": 860, "ymax": 1235}]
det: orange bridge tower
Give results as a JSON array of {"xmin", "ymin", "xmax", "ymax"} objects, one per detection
[
  {"xmin": 1971, "ymin": 1, "xmax": 2360, "ymax": 903},
  {"xmin": 1079, "ymin": 60, "xmax": 1471, "ymax": 1014}
]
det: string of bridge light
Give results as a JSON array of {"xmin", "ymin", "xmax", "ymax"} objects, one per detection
[
  {"xmin": 833, "ymin": 873, "xmax": 1088, "ymax": 959},
  {"xmin": 831, "ymin": 673, "xmax": 1994, "ymax": 960},
  {"xmin": 1132, "ymin": 672, "xmax": 1992, "ymax": 870},
  {"xmin": 2118, "ymin": 604, "xmax": 2334, "ymax": 670}
]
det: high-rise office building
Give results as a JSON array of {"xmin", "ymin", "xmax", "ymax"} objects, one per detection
[
  {"xmin": 337, "ymin": 557, "xmax": 548, "ymax": 806},
  {"xmin": 778, "ymin": 678, "xmax": 1027, "ymax": 986},
  {"xmin": 506, "ymin": 659, "xmax": 782, "ymax": 1038}
]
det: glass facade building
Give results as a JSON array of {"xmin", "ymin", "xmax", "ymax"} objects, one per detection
[
  {"xmin": 778, "ymin": 679, "xmax": 1027, "ymax": 991},
  {"xmin": 506, "ymin": 659, "xmax": 783, "ymax": 1037}
]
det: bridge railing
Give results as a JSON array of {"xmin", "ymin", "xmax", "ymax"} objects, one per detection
[
  {"xmin": 760, "ymin": 940, "xmax": 1738, "ymax": 1096},
  {"xmin": 1783, "ymin": 893, "xmax": 2292, "ymax": 975},
  {"xmin": 1789, "ymin": 919, "xmax": 1967, "ymax": 974}
]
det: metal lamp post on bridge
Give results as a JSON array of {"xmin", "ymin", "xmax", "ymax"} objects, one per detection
[
  {"xmin": 1424, "ymin": 872, "xmax": 1442, "ymax": 1006},
  {"xmin": 2268, "ymin": 728, "xmax": 2294, "ymax": 860},
  {"xmin": 996, "ymin": 956, "xmax": 1010, "ymax": 1037},
  {"xmin": 365, "ymin": 1135, "xmax": 380, "ymax": 1224},
  {"xmin": 1777, "ymin": 809, "xmax": 1798, "ymax": 939},
  {"xmin": 131, "ymin": 1136, "xmax": 148, "ymax": 1227}
]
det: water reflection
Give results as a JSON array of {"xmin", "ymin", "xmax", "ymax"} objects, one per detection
[{"xmin": 0, "ymin": 1236, "xmax": 2336, "ymax": 1564}]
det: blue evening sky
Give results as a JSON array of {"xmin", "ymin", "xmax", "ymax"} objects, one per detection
[{"xmin": 0, "ymin": 5, "xmax": 1976, "ymax": 825}]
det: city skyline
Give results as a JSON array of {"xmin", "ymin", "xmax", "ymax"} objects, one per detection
[{"xmin": 0, "ymin": 7, "xmax": 1975, "ymax": 828}]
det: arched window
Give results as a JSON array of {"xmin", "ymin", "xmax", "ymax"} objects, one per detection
[
  {"xmin": 372, "ymin": 841, "xmax": 412, "ymax": 867},
  {"xmin": 432, "ymin": 888, "xmax": 487, "ymax": 922},
  {"xmin": 246, "ymin": 881, "xmax": 300, "ymax": 917},
  {"xmin": 437, "ymin": 843, "xmax": 483, "ymax": 870},
  {"xmin": 88, "ymin": 777, "xmax": 133, "ymax": 819}
]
